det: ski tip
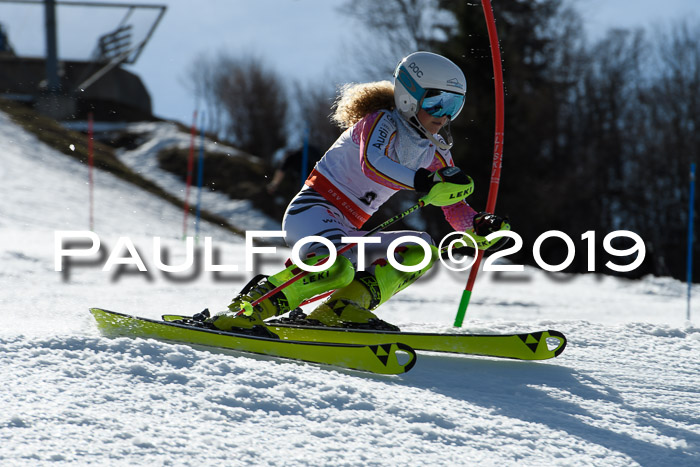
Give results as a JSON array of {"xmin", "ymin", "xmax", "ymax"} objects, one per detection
[
  {"xmin": 395, "ymin": 342, "xmax": 418, "ymax": 373},
  {"xmin": 546, "ymin": 330, "xmax": 567, "ymax": 357}
]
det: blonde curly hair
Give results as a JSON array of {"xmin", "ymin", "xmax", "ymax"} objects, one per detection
[{"xmin": 331, "ymin": 80, "xmax": 395, "ymax": 129}]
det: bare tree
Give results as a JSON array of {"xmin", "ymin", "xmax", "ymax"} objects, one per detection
[
  {"xmin": 292, "ymin": 79, "xmax": 342, "ymax": 153},
  {"xmin": 540, "ymin": 18, "xmax": 700, "ymax": 278},
  {"xmin": 338, "ymin": 0, "xmax": 450, "ymax": 78},
  {"xmin": 184, "ymin": 52, "xmax": 288, "ymax": 163},
  {"xmin": 183, "ymin": 54, "xmax": 225, "ymax": 137},
  {"xmin": 633, "ymin": 20, "xmax": 700, "ymax": 276},
  {"xmin": 214, "ymin": 53, "xmax": 288, "ymax": 162}
]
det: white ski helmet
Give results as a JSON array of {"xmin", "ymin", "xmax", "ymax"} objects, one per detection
[{"xmin": 393, "ymin": 51, "xmax": 467, "ymax": 149}]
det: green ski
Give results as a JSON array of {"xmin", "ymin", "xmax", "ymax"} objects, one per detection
[
  {"xmin": 162, "ymin": 313, "xmax": 567, "ymax": 361},
  {"xmin": 265, "ymin": 323, "xmax": 566, "ymax": 360},
  {"xmin": 91, "ymin": 308, "xmax": 416, "ymax": 375}
]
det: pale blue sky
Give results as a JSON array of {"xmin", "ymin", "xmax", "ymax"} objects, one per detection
[{"xmin": 0, "ymin": 0, "xmax": 697, "ymax": 124}]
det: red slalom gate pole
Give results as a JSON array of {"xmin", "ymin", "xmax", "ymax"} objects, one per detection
[
  {"xmin": 453, "ymin": 0, "xmax": 505, "ymax": 327},
  {"xmin": 88, "ymin": 112, "xmax": 95, "ymax": 231},
  {"xmin": 182, "ymin": 110, "xmax": 198, "ymax": 238}
]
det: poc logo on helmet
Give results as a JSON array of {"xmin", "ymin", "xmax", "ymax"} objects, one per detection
[{"xmin": 408, "ymin": 61, "xmax": 423, "ymax": 78}]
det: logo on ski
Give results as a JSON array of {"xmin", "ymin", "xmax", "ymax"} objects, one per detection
[
  {"xmin": 368, "ymin": 343, "xmax": 417, "ymax": 372},
  {"xmin": 517, "ymin": 332, "xmax": 543, "ymax": 353},
  {"xmin": 369, "ymin": 344, "xmax": 393, "ymax": 366}
]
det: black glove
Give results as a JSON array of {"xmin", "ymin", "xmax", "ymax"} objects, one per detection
[
  {"xmin": 473, "ymin": 212, "xmax": 509, "ymax": 236},
  {"xmin": 466, "ymin": 212, "xmax": 511, "ymax": 250},
  {"xmin": 413, "ymin": 166, "xmax": 472, "ymax": 193}
]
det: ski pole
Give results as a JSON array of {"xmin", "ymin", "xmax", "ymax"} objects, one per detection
[{"xmin": 235, "ymin": 200, "xmax": 427, "ymax": 316}]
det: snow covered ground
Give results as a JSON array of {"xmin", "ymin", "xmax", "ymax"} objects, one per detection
[
  {"xmin": 111, "ymin": 121, "xmax": 280, "ymax": 232},
  {"xmin": 63, "ymin": 119, "xmax": 280, "ymax": 232},
  {"xmin": 1, "ymin": 110, "xmax": 699, "ymax": 466}
]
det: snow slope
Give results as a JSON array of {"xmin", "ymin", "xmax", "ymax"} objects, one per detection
[
  {"xmin": 1, "ymin": 110, "xmax": 699, "ymax": 466},
  {"xmin": 113, "ymin": 121, "xmax": 280, "ymax": 232}
]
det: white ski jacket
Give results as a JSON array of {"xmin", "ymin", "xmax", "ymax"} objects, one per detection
[{"xmin": 305, "ymin": 109, "xmax": 477, "ymax": 231}]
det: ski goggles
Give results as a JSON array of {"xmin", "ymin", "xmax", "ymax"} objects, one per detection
[{"xmin": 420, "ymin": 90, "xmax": 465, "ymax": 119}]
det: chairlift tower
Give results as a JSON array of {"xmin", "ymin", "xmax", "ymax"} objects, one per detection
[
  {"xmin": 0, "ymin": 0, "xmax": 166, "ymax": 120},
  {"xmin": 44, "ymin": 0, "xmax": 60, "ymax": 93}
]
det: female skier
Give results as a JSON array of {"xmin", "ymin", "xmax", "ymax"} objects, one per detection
[{"xmin": 208, "ymin": 51, "xmax": 509, "ymax": 332}]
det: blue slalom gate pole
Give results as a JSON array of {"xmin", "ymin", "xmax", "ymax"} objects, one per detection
[
  {"xmin": 194, "ymin": 118, "xmax": 206, "ymax": 242},
  {"xmin": 687, "ymin": 163, "xmax": 696, "ymax": 321}
]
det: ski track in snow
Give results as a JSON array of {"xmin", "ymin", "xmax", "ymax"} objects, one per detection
[{"xmin": 1, "ymin": 110, "xmax": 699, "ymax": 466}]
